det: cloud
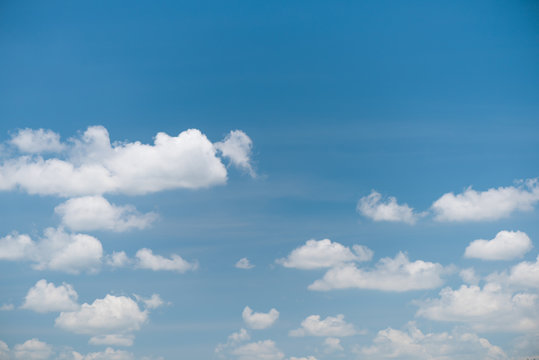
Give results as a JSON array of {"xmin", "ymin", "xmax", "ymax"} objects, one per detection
[
  {"xmin": 55, "ymin": 294, "xmax": 149, "ymax": 346},
  {"xmin": 242, "ymin": 306, "xmax": 279, "ymax": 330},
  {"xmin": 464, "ymin": 230, "xmax": 532, "ymax": 260},
  {"xmin": 13, "ymin": 339, "xmax": 53, "ymax": 360},
  {"xmin": 21, "ymin": 279, "xmax": 79, "ymax": 313},
  {"xmin": 135, "ymin": 248, "xmax": 197, "ymax": 273},
  {"xmin": 215, "ymin": 328, "xmax": 251, "ymax": 355},
  {"xmin": 289, "ymin": 314, "xmax": 356, "ymax": 337},
  {"xmin": 499, "ymin": 255, "xmax": 539, "ymax": 289},
  {"xmin": 309, "ymin": 252, "xmax": 445, "ymax": 292},
  {"xmin": 0, "ymin": 341, "xmax": 8, "ymax": 360},
  {"xmin": 133, "ymin": 294, "xmax": 166, "ymax": 310},
  {"xmin": 0, "ymin": 126, "xmax": 254, "ymax": 197},
  {"xmin": 357, "ymin": 191, "xmax": 420, "ymax": 224},
  {"xmin": 106, "ymin": 251, "xmax": 132, "ymax": 268},
  {"xmin": 277, "ymin": 239, "xmax": 373, "ymax": 270},
  {"xmin": 55, "ymin": 196, "xmax": 157, "ymax": 232},
  {"xmin": 323, "ymin": 337, "xmax": 343, "ymax": 352},
  {"xmin": 10, "ymin": 128, "xmax": 65, "ymax": 154},
  {"xmin": 431, "ymin": 179, "xmax": 539, "ymax": 221},
  {"xmin": 66, "ymin": 347, "xmax": 134, "ymax": 360},
  {"xmin": 357, "ymin": 323, "xmax": 506, "ymax": 360},
  {"xmin": 231, "ymin": 340, "xmax": 284, "ymax": 360},
  {"xmin": 0, "ymin": 304, "xmax": 14, "ymax": 311},
  {"xmin": 214, "ymin": 130, "xmax": 255, "ymax": 177},
  {"xmin": 416, "ymin": 282, "xmax": 539, "ymax": 332},
  {"xmin": 0, "ymin": 228, "xmax": 102, "ymax": 274},
  {"xmin": 235, "ymin": 258, "xmax": 254, "ymax": 269},
  {"xmin": 459, "ymin": 268, "xmax": 480, "ymax": 285},
  {"xmin": 290, "ymin": 357, "xmax": 317, "ymax": 360}
]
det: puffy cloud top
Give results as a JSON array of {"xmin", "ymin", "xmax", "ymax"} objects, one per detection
[
  {"xmin": 242, "ymin": 306, "xmax": 279, "ymax": 330},
  {"xmin": 464, "ymin": 230, "xmax": 532, "ymax": 260}
]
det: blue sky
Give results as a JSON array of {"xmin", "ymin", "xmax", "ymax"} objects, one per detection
[{"xmin": 0, "ymin": 1, "xmax": 538, "ymax": 359}]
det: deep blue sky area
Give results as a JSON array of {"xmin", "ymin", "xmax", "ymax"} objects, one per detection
[{"xmin": 0, "ymin": 1, "xmax": 538, "ymax": 360}]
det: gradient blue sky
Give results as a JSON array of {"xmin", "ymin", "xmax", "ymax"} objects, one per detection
[{"xmin": 0, "ymin": 1, "xmax": 538, "ymax": 359}]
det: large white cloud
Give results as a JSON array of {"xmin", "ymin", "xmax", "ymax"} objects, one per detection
[
  {"xmin": 431, "ymin": 179, "xmax": 539, "ymax": 221},
  {"xmin": 135, "ymin": 248, "xmax": 197, "ymax": 273},
  {"xmin": 277, "ymin": 239, "xmax": 373, "ymax": 270},
  {"xmin": 242, "ymin": 306, "xmax": 279, "ymax": 330},
  {"xmin": 289, "ymin": 314, "xmax": 357, "ymax": 337},
  {"xmin": 55, "ymin": 196, "xmax": 157, "ymax": 232},
  {"xmin": 12, "ymin": 339, "xmax": 53, "ymax": 360},
  {"xmin": 464, "ymin": 230, "xmax": 533, "ymax": 260},
  {"xmin": 55, "ymin": 295, "xmax": 148, "ymax": 346},
  {"xmin": 357, "ymin": 323, "xmax": 507, "ymax": 360},
  {"xmin": 231, "ymin": 340, "xmax": 284, "ymax": 360},
  {"xmin": 0, "ymin": 126, "xmax": 254, "ymax": 197},
  {"xmin": 0, "ymin": 228, "xmax": 102, "ymax": 274},
  {"xmin": 416, "ymin": 282, "xmax": 539, "ymax": 332},
  {"xmin": 309, "ymin": 252, "xmax": 445, "ymax": 292},
  {"xmin": 21, "ymin": 279, "xmax": 79, "ymax": 313},
  {"xmin": 10, "ymin": 128, "xmax": 65, "ymax": 154},
  {"xmin": 357, "ymin": 191, "xmax": 419, "ymax": 224}
]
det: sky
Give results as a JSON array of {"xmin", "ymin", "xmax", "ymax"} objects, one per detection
[{"xmin": 0, "ymin": 1, "xmax": 538, "ymax": 359}]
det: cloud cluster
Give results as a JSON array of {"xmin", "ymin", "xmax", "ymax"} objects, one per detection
[
  {"xmin": 242, "ymin": 306, "xmax": 279, "ymax": 330},
  {"xmin": 464, "ymin": 230, "xmax": 532, "ymax": 260},
  {"xmin": 0, "ymin": 126, "xmax": 254, "ymax": 197}
]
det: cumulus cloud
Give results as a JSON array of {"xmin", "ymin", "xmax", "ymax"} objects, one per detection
[
  {"xmin": 10, "ymin": 128, "xmax": 65, "ymax": 154},
  {"xmin": 106, "ymin": 251, "xmax": 132, "ymax": 268},
  {"xmin": 55, "ymin": 294, "xmax": 149, "ymax": 346},
  {"xmin": 231, "ymin": 340, "xmax": 284, "ymax": 360},
  {"xmin": 0, "ymin": 228, "xmax": 102, "ymax": 274},
  {"xmin": 135, "ymin": 248, "xmax": 197, "ymax": 273},
  {"xmin": 459, "ymin": 268, "xmax": 480, "ymax": 285},
  {"xmin": 242, "ymin": 306, "xmax": 279, "ymax": 329},
  {"xmin": 357, "ymin": 191, "xmax": 420, "ymax": 224},
  {"xmin": 55, "ymin": 196, "xmax": 157, "ymax": 232},
  {"xmin": 13, "ymin": 339, "xmax": 53, "ymax": 360},
  {"xmin": 323, "ymin": 337, "xmax": 343, "ymax": 352},
  {"xmin": 464, "ymin": 230, "xmax": 532, "ymax": 260},
  {"xmin": 289, "ymin": 314, "xmax": 356, "ymax": 337},
  {"xmin": 499, "ymin": 255, "xmax": 539, "ymax": 289},
  {"xmin": 309, "ymin": 252, "xmax": 445, "ymax": 292},
  {"xmin": 215, "ymin": 328, "xmax": 251, "ymax": 355},
  {"xmin": 431, "ymin": 179, "xmax": 539, "ymax": 221},
  {"xmin": 133, "ymin": 294, "xmax": 166, "ymax": 310},
  {"xmin": 214, "ymin": 130, "xmax": 255, "ymax": 177},
  {"xmin": 21, "ymin": 279, "xmax": 79, "ymax": 313},
  {"xmin": 357, "ymin": 323, "xmax": 506, "ymax": 360},
  {"xmin": 416, "ymin": 282, "xmax": 539, "ymax": 332},
  {"xmin": 235, "ymin": 258, "xmax": 254, "ymax": 269},
  {"xmin": 0, "ymin": 126, "xmax": 254, "ymax": 197},
  {"xmin": 277, "ymin": 239, "xmax": 373, "ymax": 270},
  {"xmin": 63, "ymin": 347, "xmax": 134, "ymax": 360}
]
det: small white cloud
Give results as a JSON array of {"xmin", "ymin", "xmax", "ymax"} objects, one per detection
[
  {"xmin": 10, "ymin": 128, "xmax": 65, "ymax": 154},
  {"xmin": 358, "ymin": 190, "xmax": 419, "ymax": 224},
  {"xmin": 235, "ymin": 257, "xmax": 254, "ymax": 269},
  {"xmin": 13, "ymin": 339, "xmax": 53, "ymax": 360},
  {"xmin": 55, "ymin": 294, "xmax": 149, "ymax": 346},
  {"xmin": 289, "ymin": 357, "xmax": 317, "ymax": 360},
  {"xmin": 0, "ymin": 228, "xmax": 103, "ymax": 274},
  {"xmin": 0, "ymin": 304, "xmax": 14, "ymax": 311},
  {"xmin": 133, "ymin": 294, "xmax": 166, "ymax": 310},
  {"xmin": 74, "ymin": 347, "xmax": 134, "ymax": 360},
  {"xmin": 214, "ymin": 130, "xmax": 255, "ymax": 177},
  {"xmin": 106, "ymin": 251, "xmax": 132, "ymax": 268},
  {"xmin": 242, "ymin": 306, "xmax": 279, "ymax": 330},
  {"xmin": 21, "ymin": 279, "xmax": 79, "ymax": 313},
  {"xmin": 323, "ymin": 337, "xmax": 343, "ymax": 352},
  {"xmin": 289, "ymin": 314, "xmax": 356, "ymax": 337},
  {"xmin": 309, "ymin": 252, "xmax": 445, "ymax": 292},
  {"xmin": 232, "ymin": 340, "xmax": 284, "ymax": 360},
  {"xmin": 215, "ymin": 328, "xmax": 251, "ymax": 355},
  {"xmin": 431, "ymin": 179, "xmax": 539, "ymax": 221},
  {"xmin": 464, "ymin": 230, "xmax": 532, "ymax": 260},
  {"xmin": 55, "ymin": 196, "xmax": 157, "ymax": 232},
  {"xmin": 135, "ymin": 248, "xmax": 197, "ymax": 273},
  {"xmin": 277, "ymin": 239, "xmax": 372, "ymax": 270}
]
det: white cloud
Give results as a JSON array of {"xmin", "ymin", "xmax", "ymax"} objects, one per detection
[
  {"xmin": 431, "ymin": 179, "xmax": 539, "ymax": 221},
  {"xmin": 0, "ymin": 228, "xmax": 102, "ymax": 274},
  {"xmin": 289, "ymin": 357, "xmax": 317, "ymax": 360},
  {"xmin": 231, "ymin": 340, "xmax": 284, "ymax": 360},
  {"xmin": 215, "ymin": 328, "xmax": 251, "ymax": 355},
  {"xmin": 13, "ymin": 339, "xmax": 53, "ymax": 360},
  {"xmin": 416, "ymin": 282, "xmax": 539, "ymax": 332},
  {"xmin": 70, "ymin": 347, "xmax": 134, "ymax": 360},
  {"xmin": 133, "ymin": 294, "xmax": 166, "ymax": 310},
  {"xmin": 0, "ymin": 341, "xmax": 8, "ymax": 360},
  {"xmin": 0, "ymin": 126, "xmax": 255, "ymax": 196},
  {"xmin": 358, "ymin": 323, "xmax": 507, "ymax": 360},
  {"xmin": 135, "ymin": 248, "xmax": 197, "ymax": 273},
  {"xmin": 464, "ymin": 231, "xmax": 533, "ymax": 260},
  {"xmin": 289, "ymin": 314, "xmax": 356, "ymax": 337},
  {"xmin": 106, "ymin": 251, "xmax": 132, "ymax": 268},
  {"xmin": 55, "ymin": 196, "xmax": 157, "ymax": 232},
  {"xmin": 10, "ymin": 128, "xmax": 65, "ymax": 154},
  {"xmin": 235, "ymin": 258, "xmax": 255, "ymax": 269},
  {"xmin": 357, "ymin": 191, "xmax": 419, "ymax": 224},
  {"xmin": 55, "ymin": 294, "xmax": 148, "ymax": 346},
  {"xmin": 277, "ymin": 239, "xmax": 372, "ymax": 270},
  {"xmin": 214, "ymin": 130, "xmax": 255, "ymax": 177},
  {"xmin": 504, "ymin": 255, "xmax": 539, "ymax": 289},
  {"xmin": 309, "ymin": 252, "xmax": 445, "ymax": 292},
  {"xmin": 242, "ymin": 306, "xmax": 279, "ymax": 330},
  {"xmin": 323, "ymin": 337, "xmax": 343, "ymax": 352},
  {"xmin": 21, "ymin": 279, "xmax": 79, "ymax": 313},
  {"xmin": 459, "ymin": 268, "xmax": 480, "ymax": 285}
]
